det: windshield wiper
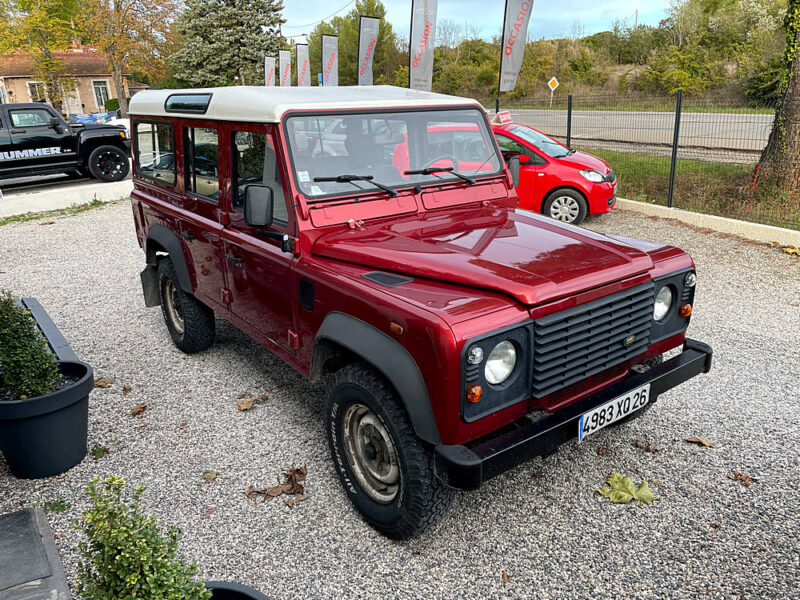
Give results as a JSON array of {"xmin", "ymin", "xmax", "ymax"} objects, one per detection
[
  {"xmin": 313, "ymin": 174, "xmax": 397, "ymax": 197},
  {"xmin": 404, "ymin": 166, "xmax": 475, "ymax": 185}
]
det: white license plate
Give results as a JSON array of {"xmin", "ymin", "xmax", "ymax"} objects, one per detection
[{"xmin": 578, "ymin": 384, "xmax": 650, "ymax": 442}]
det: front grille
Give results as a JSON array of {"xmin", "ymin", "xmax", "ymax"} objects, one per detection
[{"xmin": 532, "ymin": 282, "xmax": 654, "ymax": 398}]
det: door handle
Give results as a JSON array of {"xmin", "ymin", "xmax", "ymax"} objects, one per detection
[
  {"xmin": 181, "ymin": 231, "xmax": 194, "ymax": 241},
  {"xmin": 11, "ymin": 129, "xmax": 26, "ymax": 134},
  {"xmin": 226, "ymin": 253, "xmax": 243, "ymax": 265}
]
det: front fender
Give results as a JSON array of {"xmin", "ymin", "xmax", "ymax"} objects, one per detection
[{"xmin": 313, "ymin": 312, "xmax": 441, "ymax": 445}]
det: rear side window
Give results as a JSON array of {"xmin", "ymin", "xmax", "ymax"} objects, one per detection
[
  {"xmin": 134, "ymin": 121, "xmax": 175, "ymax": 186},
  {"xmin": 232, "ymin": 131, "xmax": 287, "ymax": 225},
  {"xmin": 185, "ymin": 127, "xmax": 219, "ymax": 202},
  {"xmin": 10, "ymin": 109, "xmax": 52, "ymax": 128}
]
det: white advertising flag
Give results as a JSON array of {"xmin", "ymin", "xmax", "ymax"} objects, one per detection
[
  {"xmin": 409, "ymin": 0, "xmax": 438, "ymax": 91},
  {"xmin": 279, "ymin": 49, "xmax": 291, "ymax": 87},
  {"xmin": 321, "ymin": 35, "xmax": 339, "ymax": 86},
  {"xmin": 264, "ymin": 56, "xmax": 275, "ymax": 86},
  {"xmin": 499, "ymin": 0, "xmax": 534, "ymax": 92},
  {"xmin": 296, "ymin": 44, "xmax": 310, "ymax": 86},
  {"xmin": 358, "ymin": 16, "xmax": 380, "ymax": 86}
]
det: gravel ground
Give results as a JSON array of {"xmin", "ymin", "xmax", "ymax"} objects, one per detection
[{"xmin": 0, "ymin": 201, "xmax": 798, "ymax": 599}]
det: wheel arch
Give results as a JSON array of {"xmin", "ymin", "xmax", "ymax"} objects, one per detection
[
  {"xmin": 311, "ymin": 312, "xmax": 441, "ymax": 445},
  {"xmin": 145, "ymin": 224, "xmax": 194, "ymax": 293}
]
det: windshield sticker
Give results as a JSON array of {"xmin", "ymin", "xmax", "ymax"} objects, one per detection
[
  {"xmin": 310, "ymin": 185, "xmax": 323, "ymax": 195},
  {"xmin": 298, "ymin": 170, "xmax": 310, "ymax": 182}
]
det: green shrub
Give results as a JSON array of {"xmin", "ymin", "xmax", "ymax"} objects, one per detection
[
  {"xmin": 0, "ymin": 291, "xmax": 59, "ymax": 399},
  {"xmin": 77, "ymin": 476, "xmax": 212, "ymax": 600}
]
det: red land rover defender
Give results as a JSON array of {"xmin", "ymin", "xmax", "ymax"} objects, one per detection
[{"xmin": 128, "ymin": 86, "xmax": 712, "ymax": 539}]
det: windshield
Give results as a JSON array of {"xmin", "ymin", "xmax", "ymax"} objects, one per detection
[
  {"xmin": 508, "ymin": 124, "xmax": 570, "ymax": 158},
  {"xmin": 285, "ymin": 108, "xmax": 502, "ymax": 199}
]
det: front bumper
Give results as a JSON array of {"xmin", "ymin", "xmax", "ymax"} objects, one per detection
[{"xmin": 434, "ymin": 338, "xmax": 712, "ymax": 490}]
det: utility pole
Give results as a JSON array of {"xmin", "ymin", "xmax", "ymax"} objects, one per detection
[{"xmin": 634, "ymin": 9, "xmax": 638, "ymax": 29}]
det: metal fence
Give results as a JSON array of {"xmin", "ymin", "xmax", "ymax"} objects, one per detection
[{"xmin": 497, "ymin": 93, "xmax": 798, "ymax": 231}]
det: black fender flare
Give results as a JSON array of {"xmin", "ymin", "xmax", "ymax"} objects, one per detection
[
  {"xmin": 145, "ymin": 224, "xmax": 193, "ymax": 293},
  {"xmin": 313, "ymin": 312, "xmax": 441, "ymax": 445}
]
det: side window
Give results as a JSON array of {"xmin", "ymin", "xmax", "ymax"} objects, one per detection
[
  {"xmin": 10, "ymin": 109, "xmax": 52, "ymax": 128},
  {"xmin": 134, "ymin": 121, "xmax": 176, "ymax": 186},
  {"xmin": 232, "ymin": 131, "xmax": 288, "ymax": 226},
  {"xmin": 185, "ymin": 127, "xmax": 219, "ymax": 201},
  {"xmin": 495, "ymin": 134, "xmax": 526, "ymax": 156}
]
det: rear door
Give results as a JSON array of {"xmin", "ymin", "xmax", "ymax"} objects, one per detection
[
  {"xmin": 7, "ymin": 105, "xmax": 77, "ymax": 170},
  {"xmin": 0, "ymin": 108, "xmax": 13, "ymax": 174}
]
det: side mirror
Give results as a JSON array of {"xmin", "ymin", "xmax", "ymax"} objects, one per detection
[
  {"xmin": 507, "ymin": 155, "xmax": 520, "ymax": 188},
  {"xmin": 50, "ymin": 116, "xmax": 63, "ymax": 132},
  {"xmin": 244, "ymin": 185, "xmax": 273, "ymax": 228},
  {"xmin": 518, "ymin": 154, "xmax": 531, "ymax": 164}
]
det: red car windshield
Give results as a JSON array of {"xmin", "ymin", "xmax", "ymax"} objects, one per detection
[
  {"xmin": 508, "ymin": 124, "xmax": 570, "ymax": 159},
  {"xmin": 284, "ymin": 108, "xmax": 502, "ymax": 199}
]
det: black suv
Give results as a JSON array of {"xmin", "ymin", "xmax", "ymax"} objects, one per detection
[{"xmin": 0, "ymin": 103, "xmax": 130, "ymax": 182}]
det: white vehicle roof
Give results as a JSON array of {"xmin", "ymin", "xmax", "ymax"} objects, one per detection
[{"xmin": 128, "ymin": 85, "xmax": 483, "ymax": 123}]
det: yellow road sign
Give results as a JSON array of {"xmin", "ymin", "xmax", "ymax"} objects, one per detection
[{"xmin": 548, "ymin": 77, "xmax": 559, "ymax": 91}]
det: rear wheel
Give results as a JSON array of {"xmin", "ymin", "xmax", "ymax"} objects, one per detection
[
  {"xmin": 87, "ymin": 145, "xmax": 129, "ymax": 182},
  {"xmin": 326, "ymin": 363, "xmax": 455, "ymax": 539},
  {"xmin": 157, "ymin": 258, "xmax": 215, "ymax": 353},
  {"xmin": 543, "ymin": 189, "xmax": 588, "ymax": 225}
]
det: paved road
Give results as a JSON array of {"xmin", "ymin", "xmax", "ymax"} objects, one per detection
[
  {"xmin": 506, "ymin": 108, "xmax": 774, "ymax": 152},
  {"xmin": 1, "ymin": 202, "xmax": 798, "ymax": 599}
]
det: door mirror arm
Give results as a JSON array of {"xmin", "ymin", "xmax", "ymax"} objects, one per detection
[{"xmin": 256, "ymin": 230, "xmax": 296, "ymax": 254}]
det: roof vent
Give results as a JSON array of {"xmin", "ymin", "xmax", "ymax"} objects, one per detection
[{"xmin": 361, "ymin": 272, "xmax": 413, "ymax": 287}]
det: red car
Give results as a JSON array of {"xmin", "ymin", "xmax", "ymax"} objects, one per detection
[{"xmin": 492, "ymin": 122, "xmax": 616, "ymax": 225}]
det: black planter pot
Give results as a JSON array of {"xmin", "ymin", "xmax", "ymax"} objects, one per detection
[
  {"xmin": 0, "ymin": 360, "xmax": 93, "ymax": 479},
  {"xmin": 205, "ymin": 581, "xmax": 270, "ymax": 600}
]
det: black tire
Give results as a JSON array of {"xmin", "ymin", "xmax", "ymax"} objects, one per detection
[
  {"xmin": 157, "ymin": 258, "xmax": 215, "ymax": 353},
  {"xmin": 87, "ymin": 145, "xmax": 129, "ymax": 182},
  {"xmin": 542, "ymin": 188, "xmax": 588, "ymax": 225},
  {"xmin": 326, "ymin": 363, "xmax": 455, "ymax": 539}
]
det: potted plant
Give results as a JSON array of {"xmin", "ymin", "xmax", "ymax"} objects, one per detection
[
  {"xmin": 0, "ymin": 291, "xmax": 93, "ymax": 478},
  {"xmin": 77, "ymin": 476, "xmax": 269, "ymax": 600}
]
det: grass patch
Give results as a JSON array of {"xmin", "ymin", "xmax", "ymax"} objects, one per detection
[
  {"xmin": 42, "ymin": 499, "xmax": 71, "ymax": 513},
  {"xmin": 90, "ymin": 444, "xmax": 109, "ymax": 461},
  {"xmin": 0, "ymin": 197, "xmax": 115, "ymax": 227},
  {"xmin": 582, "ymin": 147, "xmax": 800, "ymax": 231}
]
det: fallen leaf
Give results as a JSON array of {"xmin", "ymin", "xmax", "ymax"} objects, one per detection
[
  {"xmin": 200, "ymin": 469, "xmax": 218, "ymax": 484},
  {"xmin": 107, "ymin": 425, "xmax": 117, "ymax": 432},
  {"xmin": 134, "ymin": 423, "xmax": 148, "ymax": 431},
  {"xmin": 245, "ymin": 465, "xmax": 308, "ymax": 504},
  {"xmin": 285, "ymin": 494, "xmax": 307, "ymax": 507},
  {"xmin": 203, "ymin": 506, "xmax": 216, "ymax": 519},
  {"xmin": 237, "ymin": 398, "xmax": 255, "ymax": 412},
  {"xmin": 255, "ymin": 393, "xmax": 269, "ymax": 403},
  {"xmin": 730, "ymin": 471, "xmax": 754, "ymax": 486},
  {"xmin": 237, "ymin": 392, "xmax": 253, "ymax": 399},
  {"xmin": 597, "ymin": 472, "xmax": 657, "ymax": 505},
  {"xmin": 40, "ymin": 221, "xmax": 55, "ymax": 226},
  {"xmin": 131, "ymin": 403, "xmax": 147, "ymax": 417},
  {"xmin": 686, "ymin": 437, "xmax": 714, "ymax": 448},
  {"xmin": 782, "ymin": 246, "xmax": 799, "ymax": 256},
  {"xmin": 93, "ymin": 376, "xmax": 115, "ymax": 388},
  {"xmin": 502, "ymin": 570, "xmax": 512, "ymax": 583},
  {"xmin": 596, "ymin": 446, "xmax": 607, "ymax": 457},
  {"xmin": 633, "ymin": 437, "xmax": 661, "ymax": 453},
  {"xmin": 122, "ymin": 384, "xmax": 132, "ymax": 395}
]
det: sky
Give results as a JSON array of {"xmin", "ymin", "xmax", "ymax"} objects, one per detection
[{"xmin": 281, "ymin": 0, "xmax": 672, "ymax": 42}]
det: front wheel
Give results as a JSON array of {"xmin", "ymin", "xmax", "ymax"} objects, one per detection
[
  {"xmin": 543, "ymin": 189, "xmax": 588, "ymax": 225},
  {"xmin": 326, "ymin": 363, "xmax": 455, "ymax": 539},
  {"xmin": 87, "ymin": 145, "xmax": 130, "ymax": 182}
]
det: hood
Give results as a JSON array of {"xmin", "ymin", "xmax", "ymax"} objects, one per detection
[
  {"xmin": 313, "ymin": 206, "xmax": 653, "ymax": 305},
  {"xmin": 554, "ymin": 150, "xmax": 610, "ymax": 173}
]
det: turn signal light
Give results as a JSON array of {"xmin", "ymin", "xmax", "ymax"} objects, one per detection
[
  {"xmin": 466, "ymin": 384, "xmax": 483, "ymax": 403},
  {"xmin": 679, "ymin": 303, "xmax": 692, "ymax": 317}
]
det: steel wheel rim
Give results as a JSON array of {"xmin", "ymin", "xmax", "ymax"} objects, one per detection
[
  {"xmin": 96, "ymin": 150, "xmax": 125, "ymax": 178},
  {"xmin": 549, "ymin": 196, "xmax": 580, "ymax": 222},
  {"xmin": 342, "ymin": 403, "xmax": 400, "ymax": 503},
  {"xmin": 164, "ymin": 279, "xmax": 185, "ymax": 335}
]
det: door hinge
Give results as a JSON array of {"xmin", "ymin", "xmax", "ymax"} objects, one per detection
[
  {"xmin": 287, "ymin": 330, "xmax": 299, "ymax": 350},
  {"xmin": 222, "ymin": 288, "xmax": 233, "ymax": 305},
  {"xmin": 219, "ymin": 211, "xmax": 231, "ymax": 226}
]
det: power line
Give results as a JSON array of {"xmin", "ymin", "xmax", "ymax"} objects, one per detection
[{"xmin": 281, "ymin": 0, "xmax": 355, "ymax": 29}]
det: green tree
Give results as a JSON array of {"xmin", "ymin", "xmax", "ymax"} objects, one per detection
[
  {"xmin": 307, "ymin": 0, "xmax": 401, "ymax": 86},
  {"xmin": 170, "ymin": 0, "xmax": 284, "ymax": 87},
  {"xmin": 0, "ymin": 0, "xmax": 79, "ymax": 111}
]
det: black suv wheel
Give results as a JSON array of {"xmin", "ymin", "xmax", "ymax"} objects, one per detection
[
  {"xmin": 87, "ymin": 145, "xmax": 130, "ymax": 182},
  {"xmin": 326, "ymin": 363, "xmax": 455, "ymax": 539},
  {"xmin": 157, "ymin": 258, "xmax": 215, "ymax": 353}
]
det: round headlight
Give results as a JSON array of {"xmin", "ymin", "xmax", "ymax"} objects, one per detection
[
  {"xmin": 685, "ymin": 271, "xmax": 697, "ymax": 288},
  {"xmin": 653, "ymin": 286, "xmax": 673, "ymax": 322},
  {"xmin": 485, "ymin": 340, "xmax": 516, "ymax": 385}
]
